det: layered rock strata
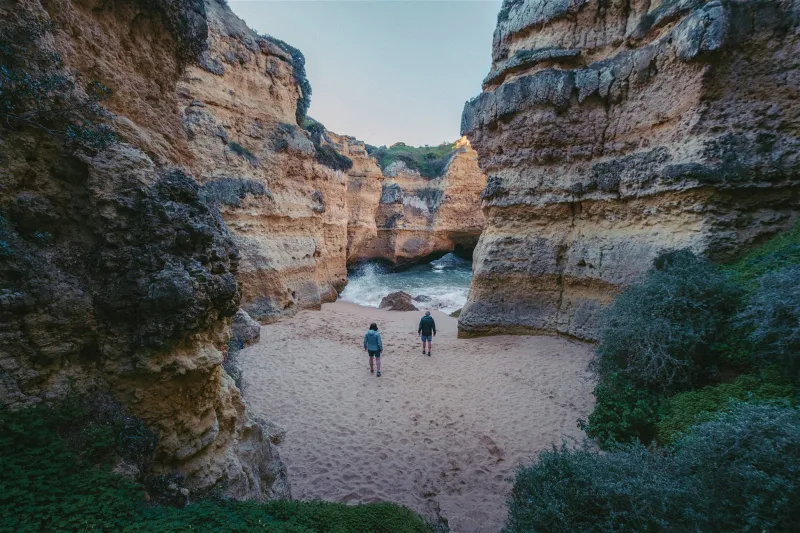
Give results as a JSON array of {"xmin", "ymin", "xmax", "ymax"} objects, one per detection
[
  {"xmin": 460, "ymin": 0, "xmax": 800, "ymax": 340},
  {"xmin": 341, "ymin": 136, "xmax": 487, "ymax": 267},
  {"xmin": 0, "ymin": 0, "xmax": 287, "ymax": 500},
  {"xmin": 179, "ymin": 2, "xmax": 347, "ymax": 323}
]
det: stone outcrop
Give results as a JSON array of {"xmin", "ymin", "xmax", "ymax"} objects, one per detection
[
  {"xmin": 0, "ymin": 0, "xmax": 287, "ymax": 500},
  {"xmin": 379, "ymin": 292, "xmax": 419, "ymax": 311},
  {"xmin": 460, "ymin": 0, "xmax": 800, "ymax": 340},
  {"xmin": 232, "ymin": 309, "xmax": 262, "ymax": 346},
  {"xmin": 178, "ymin": 2, "xmax": 347, "ymax": 323},
  {"xmin": 325, "ymin": 131, "xmax": 386, "ymax": 265},
  {"xmin": 340, "ymin": 136, "xmax": 487, "ymax": 267}
]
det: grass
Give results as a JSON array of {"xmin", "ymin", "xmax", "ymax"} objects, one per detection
[
  {"xmin": 366, "ymin": 142, "xmax": 457, "ymax": 179},
  {"xmin": 0, "ymin": 396, "xmax": 434, "ymax": 533},
  {"xmin": 724, "ymin": 220, "xmax": 800, "ymax": 283}
]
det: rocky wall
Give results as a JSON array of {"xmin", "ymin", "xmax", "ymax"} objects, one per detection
[
  {"xmin": 178, "ymin": 2, "xmax": 347, "ymax": 323},
  {"xmin": 459, "ymin": 0, "xmax": 800, "ymax": 340},
  {"xmin": 0, "ymin": 0, "xmax": 287, "ymax": 500},
  {"xmin": 342, "ymin": 136, "xmax": 487, "ymax": 268}
]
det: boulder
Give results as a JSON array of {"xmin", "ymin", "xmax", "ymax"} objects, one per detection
[
  {"xmin": 413, "ymin": 295, "xmax": 432, "ymax": 302},
  {"xmin": 379, "ymin": 291, "xmax": 418, "ymax": 311},
  {"xmin": 231, "ymin": 309, "xmax": 261, "ymax": 346}
]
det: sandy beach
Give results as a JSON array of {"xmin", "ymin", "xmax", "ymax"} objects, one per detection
[{"xmin": 238, "ymin": 302, "xmax": 595, "ymax": 532}]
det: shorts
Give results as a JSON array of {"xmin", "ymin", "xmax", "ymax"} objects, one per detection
[
  {"xmin": 368, "ymin": 350, "xmax": 381, "ymax": 358},
  {"xmin": 420, "ymin": 335, "xmax": 432, "ymax": 342}
]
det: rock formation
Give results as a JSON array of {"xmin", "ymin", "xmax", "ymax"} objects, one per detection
[
  {"xmin": 340, "ymin": 136, "xmax": 487, "ymax": 268},
  {"xmin": 460, "ymin": 0, "xmax": 800, "ymax": 340},
  {"xmin": 232, "ymin": 309, "xmax": 262, "ymax": 346},
  {"xmin": 379, "ymin": 292, "xmax": 419, "ymax": 311},
  {"xmin": 178, "ymin": 2, "xmax": 348, "ymax": 323},
  {"xmin": 325, "ymin": 131, "xmax": 387, "ymax": 266},
  {"xmin": 0, "ymin": 0, "xmax": 287, "ymax": 500}
]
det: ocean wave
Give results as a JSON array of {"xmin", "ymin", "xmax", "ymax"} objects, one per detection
[{"xmin": 339, "ymin": 253, "xmax": 472, "ymax": 313}]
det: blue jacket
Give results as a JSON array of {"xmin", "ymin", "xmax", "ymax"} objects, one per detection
[{"xmin": 364, "ymin": 330, "xmax": 383, "ymax": 351}]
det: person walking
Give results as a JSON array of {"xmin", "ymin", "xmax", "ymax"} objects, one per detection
[
  {"xmin": 363, "ymin": 322, "xmax": 383, "ymax": 377},
  {"xmin": 418, "ymin": 311, "xmax": 436, "ymax": 356}
]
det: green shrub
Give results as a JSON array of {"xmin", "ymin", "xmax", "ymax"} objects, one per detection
[
  {"xmin": 658, "ymin": 372, "xmax": 797, "ymax": 444},
  {"xmin": 302, "ymin": 117, "xmax": 353, "ymax": 171},
  {"xmin": 262, "ymin": 35, "xmax": 311, "ymax": 124},
  {"xmin": 595, "ymin": 250, "xmax": 741, "ymax": 392},
  {"xmin": 507, "ymin": 404, "xmax": 800, "ymax": 533},
  {"xmin": 506, "ymin": 442, "xmax": 692, "ymax": 533},
  {"xmin": 0, "ymin": 397, "xmax": 433, "ymax": 533},
  {"xmin": 579, "ymin": 373, "xmax": 663, "ymax": 447},
  {"xmin": 672, "ymin": 404, "xmax": 800, "ymax": 531},
  {"xmin": 737, "ymin": 265, "xmax": 800, "ymax": 377},
  {"xmin": 315, "ymin": 144, "xmax": 353, "ymax": 172},
  {"xmin": 366, "ymin": 142, "xmax": 457, "ymax": 179},
  {"xmin": 725, "ymin": 221, "xmax": 800, "ymax": 284}
]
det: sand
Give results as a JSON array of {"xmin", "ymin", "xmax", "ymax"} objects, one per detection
[{"xmin": 238, "ymin": 302, "xmax": 595, "ymax": 533}]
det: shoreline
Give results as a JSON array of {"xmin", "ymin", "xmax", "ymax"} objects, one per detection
[{"xmin": 238, "ymin": 301, "xmax": 595, "ymax": 532}]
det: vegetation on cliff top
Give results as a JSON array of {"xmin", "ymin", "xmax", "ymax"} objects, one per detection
[
  {"xmin": 366, "ymin": 142, "xmax": 457, "ymax": 179},
  {"xmin": 0, "ymin": 395, "xmax": 434, "ymax": 533},
  {"xmin": 262, "ymin": 35, "xmax": 311, "ymax": 125},
  {"xmin": 507, "ymin": 224, "xmax": 800, "ymax": 531},
  {"xmin": 303, "ymin": 117, "xmax": 354, "ymax": 172}
]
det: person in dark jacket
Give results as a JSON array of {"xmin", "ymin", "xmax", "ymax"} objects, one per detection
[
  {"xmin": 418, "ymin": 311, "xmax": 436, "ymax": 356},
  {"xmin": 363, "ymin": 322, "xmax": 383, "ymax": 377}
]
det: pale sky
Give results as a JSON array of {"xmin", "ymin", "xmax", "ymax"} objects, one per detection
[{"xmin": 229, "ymin": 1, "xmax": 501, "ymax": 147}]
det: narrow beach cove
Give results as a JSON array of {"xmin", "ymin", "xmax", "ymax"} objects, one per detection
[{"xmin": 238, "ymin": 302, "xmax": 595, "ymax": 532}]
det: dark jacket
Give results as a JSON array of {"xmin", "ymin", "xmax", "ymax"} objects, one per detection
[{"xmin": 418, "ymin": 315, "xmax": 436, "ymax": 336}]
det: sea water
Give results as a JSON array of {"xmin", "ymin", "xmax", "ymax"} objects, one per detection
[{"xmin": 338, "ymin": 253, "xmax": 473, "ymax": 314}]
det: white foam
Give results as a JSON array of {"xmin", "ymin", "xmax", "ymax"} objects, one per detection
[{"xmin": 339, "ymin": 254, "xmax": 472, "ymax": 313}]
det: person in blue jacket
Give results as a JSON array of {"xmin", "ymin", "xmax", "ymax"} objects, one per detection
[{"xmin": 363, "ymin": 322, "xmax": 383, "ymax": 377}]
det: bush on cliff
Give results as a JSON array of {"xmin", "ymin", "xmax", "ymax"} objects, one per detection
[
  {"xmin": 507, "ymin": 404, "xmax": 800, "ymax": 533},
  {"xmin": 261, "ymin": 35, "xmax": 311, "ymax": 124},
  {"xmin": 366, "ymin": 142, "xmax": 457, "ymax": 179},
  {"xmin": 0, "ymin": 396, "xmax": 432, "ymax": 533},
  {"xmin": 302, "ymin": 118, "xmax": 354, "ymax": 172}
]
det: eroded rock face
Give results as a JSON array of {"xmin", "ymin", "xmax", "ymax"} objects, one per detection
[
  {"xmin": 460, "ymin": 0, "xmax": 800, "ymax": 340},
  {"xmin": 178, "ymin": 2, "xmax": 347, "ymax": 323},
  {"xmin": 232, "ymin": 309, "xmax": 261, "ymax": 346},
  {"xmin": 0, "ymin": 0, "xmax": 287, "ymax": 500},
  {"xmin": 342, "ymin": 136, "xmax": 487, "ymax": 267}
]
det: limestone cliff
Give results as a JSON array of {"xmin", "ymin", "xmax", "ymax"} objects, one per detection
[
  {"xmin": 460, "ymin": 0, "xmax": 800, "ymax": 340},
  {"xmin": 178, "ymin": 3, "xmax": 347, "ymax": 323},
  {"xmin": 325, "ymin": 131, "xmax": 386, "ymax": 264},
  {"xmin": 339, "ymin": 136, "xmax": 487, "ymax": 267},
  {"xmin": 0, "ymin": 0, "xmax": 287, "ymax": 500}
]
